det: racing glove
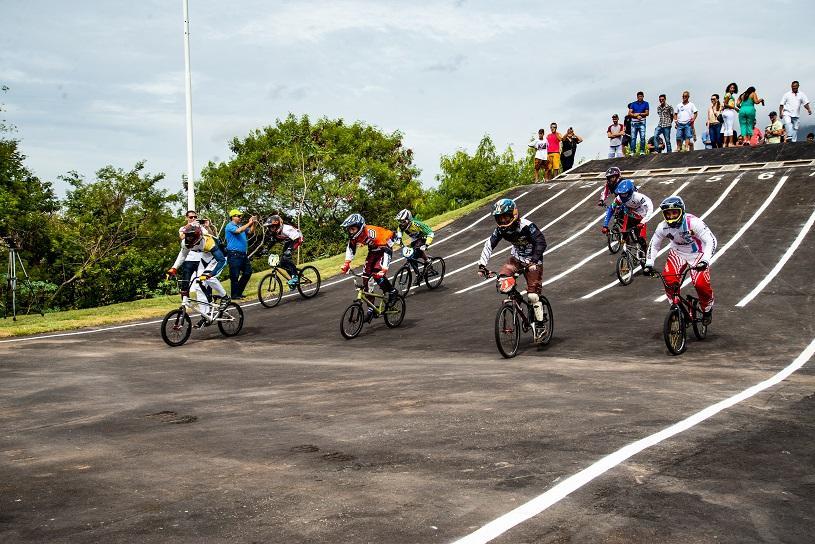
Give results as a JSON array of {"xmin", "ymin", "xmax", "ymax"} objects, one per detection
[
  {"xmin": 166, "ymin": 267, "xmax": 177, "ymax": 280},
  {"xmin": 601, "ymin": 226, "xmax": 609, "ymax": 235},
  {"xmin": 372, "ymin": 269, "xmax": 387, "ymax": 280},
  {"xmin": 597, "ymin": 199, "xmax": 605, "ymax": 207},
  {"xmin": 199, "ymin": 273, "xmax": 212, "ymax": 282},
  {"xmin": 419, "ymin": 244, "xmax": 427, "ymax": 251},
  {"xmin": 694, "ymin": 260, "xmax": 709, "ymax": 271},
  {"xmin": 340, "ymin": 260, "xmax": 351, "ymax": 274},
  {"xmin": 641, "ymin": 265, "xmax": 656, "ymax": 277},
  {"xmin": 478, "ymin": 264, "xmax": 489, "ymax": 278}
]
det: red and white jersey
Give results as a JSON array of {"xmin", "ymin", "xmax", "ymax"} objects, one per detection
[
  {"xmin": 646, "ymin": 214, "xmax": 717, "ymax": 267},
  {"xmin": 271, "ymin": 224, "xmax": 303, "ymax": 243}
]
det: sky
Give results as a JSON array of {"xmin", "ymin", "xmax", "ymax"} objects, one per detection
[{"xmin": 2, "ymin": 0, "xmax": 814, "ymax": 197}]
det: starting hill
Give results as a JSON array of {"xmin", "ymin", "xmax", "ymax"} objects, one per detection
[{"xmin": 2, "ymin": 143, "xmax": 815, "ymax": 543}]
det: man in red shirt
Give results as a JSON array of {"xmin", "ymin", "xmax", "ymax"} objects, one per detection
[{"xmin": 545, "ymin": 123, "xmax": 563, "ymax": 180}]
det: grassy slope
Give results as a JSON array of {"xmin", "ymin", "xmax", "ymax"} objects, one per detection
[{"xmin": 0, "ymin": 187, "xmax": 516, "ymax": 338}]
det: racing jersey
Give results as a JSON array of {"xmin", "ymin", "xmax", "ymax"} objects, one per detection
[
  {"xmin": 603, "ymin": 191, "xmax": 653, "ymax": 226},
  {"xmin": 396, "ymin": 219, "xmax": 434, "ymax": 246},
  {"xmin": 345, "ymin": 225, "xmax": 395, "ymax": 261},
  {"xmin": 172, "ymin": 234, "xmax": 226, "ymax": 276},
  {"xmin": 646, "ymin": 214, "xmax": 717, "ymax": 267},
  {"xmin": 479, "ymin": 218, "xmax": 547, "ymax": 266},
  {"xmin": 268, "ymin": 224, "xmax": 303, "ymax": 246}
]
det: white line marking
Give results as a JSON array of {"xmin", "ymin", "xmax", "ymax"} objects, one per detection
[
  {"xmin": 452, "ymin": 335, "xmax": 815, "ymax": 544},
  {"xmin": 654, "ymin": 175, "xmax": 788, "ymax": 302},
  {"xmin": 736, "ymin": 204, "xmax": 815, "ymax": 306}
]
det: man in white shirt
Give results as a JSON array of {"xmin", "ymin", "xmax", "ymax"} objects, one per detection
[
  {"xmin": 528, "ymin": 129, "xmax": 548, "ymax": 183},
  {"xmin": 606, "ymin": 114, "xmax": 624, "ymax": 158},
  {"xmin": 674, "ymin": 91, "xmax": 698, "ymax": 151},
  {"xmin": 779, "ymin": 80, "xmax": 812, "ymax": 142}
]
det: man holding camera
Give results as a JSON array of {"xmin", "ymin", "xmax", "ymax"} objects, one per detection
[{"xmin": 225, "ymin": 208, "xmax": 256, "ymax": 300}]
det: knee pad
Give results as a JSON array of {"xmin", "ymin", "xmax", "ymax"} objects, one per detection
[{"xmin": 526, "ymin": 293, "xmax": 539, "ymax": 304}]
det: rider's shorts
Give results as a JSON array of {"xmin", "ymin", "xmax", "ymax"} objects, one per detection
[{"xmin": 499, "ymin": 256, "xmax": 542, "ymax": 294}]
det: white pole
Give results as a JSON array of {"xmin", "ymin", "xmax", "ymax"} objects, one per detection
[{"xmin": 182, "ymin": 0, "xmax": 195, "ymax": 211}]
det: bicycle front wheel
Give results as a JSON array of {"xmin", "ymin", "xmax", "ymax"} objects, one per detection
[
  {"xmin": 340, "ymin": 302, "xmax": 365, "ymax": 339},
  {"xmin": 663, "ymin": 307, "xmax": 687, "ymax": 355},
  {"xmin": 384, "ymin": 295, "xmax": 406, "ymax": 328},
  {"xmin": 607, "ymin": 225, "xmax": 622, "ymax": 254},
  {"xmin": 393, "ymin": 266, "xmax": 412, "ymax": 297},
  {"xmin": 161, "ymin": 308, "xmax": 191, "ymax": 347},
  {"xmin": 258, "ymin": 272, "xmax": 283, "ymax": 308},
  {"xmin": 297, "ymin": 265, "xmax": 321, "ymax": 298},
  {"xmin": 217, "ymin": 302, "xmax": 244, "ymax": 337},
  {"xmin": 616, "ymin": 251, "xmax": 634, "ymax": 286},
  {"xmin": 495, "ymin": 303, "xmax": 521, "ymax": 358},
  {"xmin": 424, "ymin": 257, "xmax": 446, "ymax": 289}
]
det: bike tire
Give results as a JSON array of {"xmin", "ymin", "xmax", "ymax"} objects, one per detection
[
  {"xmin": 217, "ymin": 302, "xmax": 244, "ymax": 337},
  {"xmin": 690, "ymin": 298, "xmax": 708, "ymax": 340},
  {"xmin": 383, "ymin": 295, "xmax": 406, "ymax": 328},
  {"xmin": 258, "ymin": 272, "xmax": 283, "ymax": 308},
  {"xmin": 607, "ymin": 225, "xmax": 622, "ymax": 254},
  {"xmin": 393, "ymin": 266, "xmax": 412, "ymax": 297},
  {"xmin": 495, "ymin": 303, "xmax": 521, "ymax": 359},
  {"xmin": 424, "ymin": 257, "xmax": 446, "ymax": 289},
  {"xmin": 161, "ymin": 309, "xmax": 192, "ymax": 347},
  {"xmin": 297, "ymin": 265, "xmax": 321, "ymax": 299},
  {"xmin": 340, "ymin": 302, "xmax": 365, "ymax": 339},
  {"xmin": 616, "ymin": 251, "xmax": 634, "ymax": 286},
  {"xmin": 535, "ymin": 296, "xmax": 555, "ymax": 346},
  {"xmin": 663, "ymin": 307, "xmax": 687, "ymax": 355}
]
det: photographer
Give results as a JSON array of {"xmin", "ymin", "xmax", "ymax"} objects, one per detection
[{"xmin": 225, "ymin": 208, "xmax": 256, "ymax": 299}]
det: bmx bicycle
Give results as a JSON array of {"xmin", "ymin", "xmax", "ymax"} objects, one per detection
[
  {"xmin": 161, "ymin": 276, "xmax": 244, "ymax": 347},
  {"xmin": 615, "ymin": 224, "xmax": 647, "ymax": 286},
  {"xmin": 649, "ymin": 266, "xmax": 708, "ymax": 355},
  {"xmin": 257, "ymin": 253, "xmax": 321, "ymax": 308},
  {"xmin": 339, "ymin": 270, "xmax": 406, "ymax": 339},
  {"xmin": 605, "ymin": 207, "xmax": 625, "ymax": 254},
  {"xmin": 485, "ymin": 268, "xmax": 554, "ymax": 358},
  {"xmin": 392, "ymin": 247, "xmax": 446, "ymax": 297}
]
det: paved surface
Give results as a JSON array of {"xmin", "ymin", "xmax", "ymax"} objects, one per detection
[{"xmin": 2, "ymin": 151, "xmax": 815, "ymax": 543}]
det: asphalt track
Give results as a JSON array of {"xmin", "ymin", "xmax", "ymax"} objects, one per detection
[{"xmin": 2, "ymin": 146, "xmax": 815, "ymax": 543}]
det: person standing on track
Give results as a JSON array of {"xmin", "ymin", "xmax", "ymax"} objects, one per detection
[
  {"xmin": 642, "ymin": 196, "xmax": 717, "ymax": 325},
  {"xmin": 528, "ymin": 129, "xmax": 548, "ymax": 183},
  {"xmin": 477, "ymin": 199, "xmax": 548, "ymax": 339},
  {"xmin": 263, "ymin": 215, "xmax": 303, "ymax": 289}
]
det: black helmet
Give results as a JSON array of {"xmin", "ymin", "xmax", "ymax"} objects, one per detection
[
  {"xmin": 182, "ymin": 224, "xmax": 203, "ymax": 248},
  {"xmin": 265, "ymin": 214, "xmax": 283, "ymax": 232},
  {"xmin": 605, "ymin": 166, "xmax": 622, "ymax": 186},
  {"xmin": 660, "ymin": 196, "xmax": 686, "ymax": 227}
]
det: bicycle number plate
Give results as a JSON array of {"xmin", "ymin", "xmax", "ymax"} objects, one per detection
[
  {"xmin": 402, "ymin": 247, "xmax": 414, "ymax": 258},
  {"xmin": 268, "ymin": 254, "xmax": 280, "ymax": 267}
]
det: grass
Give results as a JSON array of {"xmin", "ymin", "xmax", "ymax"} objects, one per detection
[{"xmin": 0, "ymin": 185, "xmax": 519, "ymax": 338}]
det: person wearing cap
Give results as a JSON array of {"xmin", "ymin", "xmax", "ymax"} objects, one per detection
[
  {"xmin": 765, "ymin": 111, "xmax": 785, "ymax": 144},
  {"xmin": 225, "ymin": 208, "xmax": 256, "ymax": 299}
]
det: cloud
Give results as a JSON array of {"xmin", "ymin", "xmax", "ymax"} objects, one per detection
[
  {"xmin": 266, "ymin": 84, "xmax": 308, "ymax": 101},
  {"xmin": 424, "ymin": 54, "xmax": 466, "ymax": 73}
]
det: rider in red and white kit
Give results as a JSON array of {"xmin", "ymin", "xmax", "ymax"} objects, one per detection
[{"xmin": 643, "ymin": 196, "xmax": 717, "ymax": 325}]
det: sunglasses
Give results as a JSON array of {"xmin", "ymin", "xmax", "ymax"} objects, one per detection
[{"xmin": 187, "ymin": 215, "xmax": 197, "ymax": 219}]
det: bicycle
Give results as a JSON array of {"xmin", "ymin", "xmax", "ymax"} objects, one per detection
[
  {"xmin": 485, "ymin": 268, "xmax": 554, "ymax": 358},
  {"xmin": 650, "ymin": 267, "xmax": 708, "ymax": 355},
  {"xmin": 606, "ymin": 207, "xmax": 624, "ymax": 254},
  {"xmin": 392, "ymin": 247, "xmax": 446, "ymax": 297},
  {"xmin": 615, "ymin": 224, "xmax": 646, "ymax": 286},
  {"xmin": 339, "ymin": 270, "xmax": 406, "ymax": 339},
  {"xmin": 161, "ymin": 276, "xmax": 244, "ymax": 347},
  {"xmin": 257, "ymin": 253, "xmax": 321, "ymax": 308}
]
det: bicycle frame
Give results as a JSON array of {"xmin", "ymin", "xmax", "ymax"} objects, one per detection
[
  {"xmin": 350, "ymin": 272, "xmax": 389, "ymax": 314},
  {"xmin": 656, "ymin": 267, "xmax": 697, "ymax": 318},
  {"xmin": 177, "ymin": 277, "xmax": 229, "ymax": 322},
  {"xmin": 488, "ymin": 270, "xmax": 534, "ymax": 331}
]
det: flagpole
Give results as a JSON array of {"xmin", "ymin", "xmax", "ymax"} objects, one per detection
[{"xmin": 182, "ymin": 0, "xmax": 195, "ymax": 211}]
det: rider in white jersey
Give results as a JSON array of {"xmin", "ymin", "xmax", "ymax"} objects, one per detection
[
  {"xmin": 602, "ymin": 179, "xmax": 653, "ymax": 255},
  {"xmin": 643, "ymin": 196, "xmax": 717, "ymax": 324}
]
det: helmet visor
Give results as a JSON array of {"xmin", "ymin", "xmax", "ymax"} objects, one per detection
[{"xmin": 663, "ymin": 208, "xmax": 682, "ymax": 222}]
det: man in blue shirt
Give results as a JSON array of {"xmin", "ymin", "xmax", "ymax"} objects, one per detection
[
  {"xmin": 225, "ymin": 208, "xmax": 256, "ymax": 299},
  {"xmin": 627, "ymin": 91, "xmax": 650, "ymax": 156}
]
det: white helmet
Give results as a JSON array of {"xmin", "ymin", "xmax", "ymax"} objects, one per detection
[{"xmin": 396, "ymin": 208, "xmax": 412, "ymax": 228}]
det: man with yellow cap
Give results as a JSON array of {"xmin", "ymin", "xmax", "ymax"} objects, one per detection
[{"xmin": 225, "ymin": 208, "xmax": 256, "ymax": 299}]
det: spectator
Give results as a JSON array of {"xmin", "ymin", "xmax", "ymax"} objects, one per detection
[
  {"xmin": 528, "ymin": 129, "xmax": 548, "ymax": 183},
  {"xmin": 707, "ymin": 94, "xmax": 723, "ymax": 148},
  {"xmin": 722, "ymin": 83, "xmax": 740, "ymax": 147},
  {"xmin": 607, "ymin": 114, "xmax": 625, "ymax": 158},
  {"xmin": 702, "ymin": 127, "xmax": 712, "ymax": 149},
  {"xmin": 737, "ymin": 86, "xmax": 765, "ymax": 141},
  {"xmin": 765, "ymin": 111, "xmax": 785, "ymax": 144},
  {"xmin": 621, "ymin": 114, "xmax": 633, "ymax": 154},
  {"xmin": 749, "ymin": 126, "xmax": 763, "ymax": 146},
  {"xmin": 674, "ymin": 91, "xmax": 698, "ymax": 151},
  {"xmin": 654, "ymin": 94, "xmax": 673, "ymax": 153},
  {"xmin": 560, "ymin": 127, "xmax": 583, "ymax": 170},
  {"xmin": 545, "ymin": 123, "xmax": 562, "ymax": 180},
  {"xmin": 779, "ymin": 80, "xmax": 812, "ymax": 142},
  {"xmin": 225, "ymin": 208, "xmax": 256, "ymax": 299},
  {"xmin": 808, "ymin": 133, "xmax": 815, "ymax": 142},
  {"xmin": 627, "ymin": 91, "xmax": 650, "ymax": 155},
  {"xmin": 647, "ymin": 134, "xmax": 665, "ymax": 154}
]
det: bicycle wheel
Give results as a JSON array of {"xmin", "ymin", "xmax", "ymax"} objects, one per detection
[
  {"xmin": 217, "ymin": 302, "xmax": 244, "ymax": 337},
  {"xmin": 161, "ymin": 309, "xmax": 192, "ymax": 347},
  {"xmin": 384, "ymin": 295, "xmax": 406, "ymax": 328},
  {"xmin": 258, "ymin": 272, "xmax": 283, "ymax": 308},
  {"xmin": 663, "ymin": 307, "xmax": 687, "ymax": 355},
  {"xmin": 607, "ymin": 225, "xmax": 622, "ymax": 254},
  {"xmin": 340, "ymin": 302, "xmax": 365, "ymax": 339},
  {"xmin": 535, "ymin": 296, "xmax": 555, "ymax": 346},
  {"xmin": 297, "ymin": 265, "xmax": 321, "ymax": 299},
  {"xmin": 690, "ymin": 298, "xmax": 708, "ymax": 340},
  {"xmin": 616, "ymin": 251, "xmax": 634, "ymax": 286},
  {"xmin": 393, "ymin": 266, "xmax": 412, "ymax": 297},
  {"xmin": 424, "ymin": 257, "xmax": 446, "ymax": 289},
  {"xmin": 495, "ymin": 303, "xmax": 521, "ymax": 358}
]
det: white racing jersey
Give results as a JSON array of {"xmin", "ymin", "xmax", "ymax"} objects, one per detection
[
  {"xmin": 618, "ymin": 191, "xmax": 653, "ymax": 219},
  {"xmin": 646, "ymin": 214, "xmax": 717, "ymax": 267}
]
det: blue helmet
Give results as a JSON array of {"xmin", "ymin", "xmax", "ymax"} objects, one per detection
[
  {"xmin": 614, "ymin": 179, "xmax": 635, "ymax": 203},
  {"xmin": 660, "ymin": 196, "xmax": 685, "ymax": 227},
  {"xmin": 341, "ymin": 213, "xmax": 366, "ymax": 239},
  {"xmin": 492, "ymin": 198, "xmax": 519, "ymax": 230}
]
